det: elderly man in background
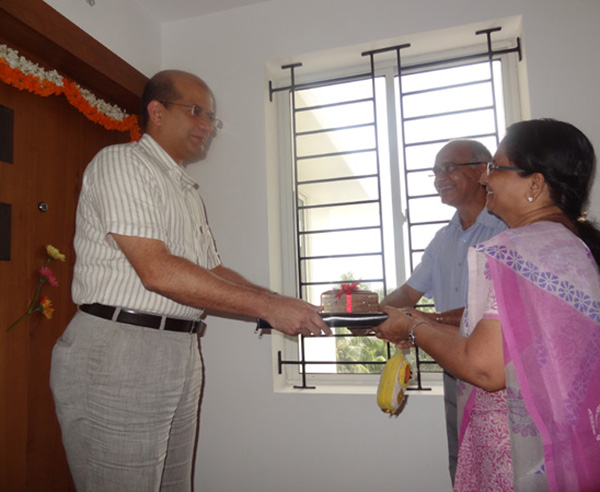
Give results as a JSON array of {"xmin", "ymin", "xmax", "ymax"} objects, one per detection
[{"xmin": 381, "ymin": 139, "xmax": 506, "ymax": 483}]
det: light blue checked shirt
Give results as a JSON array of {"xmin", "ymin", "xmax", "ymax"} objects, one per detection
[{"xmin": 407, "ymin": 209, "xmax": 507, "ymax": 311}]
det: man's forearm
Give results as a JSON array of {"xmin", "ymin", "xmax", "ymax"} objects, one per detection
[
  {"xmin": 210, "ymin": 265, "xmax": 274, "ymax": 294},
  {"xmin": 380, "ymin": 283, "xmax": 424, "ymax": 308},
  {"xmin": 434, "ymin": 307, "xmax": 464, "ymax": 327}
]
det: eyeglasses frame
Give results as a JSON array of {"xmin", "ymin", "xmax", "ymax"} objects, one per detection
[
  {"xmin": 430, "ymin": 161, "xmax": 485, "ymax": 177},
  {"xmin": 486, "ymin": 162, "xmax": 524, "ymax": 176},
  {"xmin": 158, "ymin": 100, "xmax": 223, "ymax": 131}
]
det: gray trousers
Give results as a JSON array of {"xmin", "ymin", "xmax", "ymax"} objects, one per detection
[
  {"xmin": 443, "ymin": 371, "xmax": 458, "ymax": 484},
  {"xmin": 50, "ymin": 311, "xmax": 203, "ymax": 492}
]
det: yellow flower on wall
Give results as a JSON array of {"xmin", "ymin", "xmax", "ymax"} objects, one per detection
[{"xmin": 47, "ymin": 245, "xmax": 66, "ymax": 262}]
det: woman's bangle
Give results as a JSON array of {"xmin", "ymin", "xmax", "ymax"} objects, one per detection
[{"xmin": 408, "ymin": 321, "xmax": 428, "ymax": 346}]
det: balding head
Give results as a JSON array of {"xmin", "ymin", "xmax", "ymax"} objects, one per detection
[
  {"xmin": 141, "ymin": 70, "xmax": 210, "ymax": 131},
  {"xmin": 438, "ymin": 139, "xmax": 492, "ymax": 164},
  {"xmin": 433, "ymin": 139, "xmax": 491, "ymax": 213}
]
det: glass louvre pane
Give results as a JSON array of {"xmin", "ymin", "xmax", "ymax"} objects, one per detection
[
  {"xmin": 296, "ymin": 101, "xmax": 374, "ymax": 133},
  {"xmin": 303, "ymin": 336, "xmax": 338, "ymax": 373},
  {"xmin": 295, "ymin": 79, "xmax": 373, "ymax": 108},
  {"xmin": 402, "ymin": 81, "xmax": 493, "ymax": 119},
  {"xmin": 405, "ymin": 142, "xmax": 446, "ymax": 171},
  {"xmin": 297, "ymin": 152, "xmax": 378, "ymax": 182},
  {"xmin": 300, "ymin": 203, "xmax": 380, "ymax": 230},
  {"xmin": 336, "ymin": 337, "xmax": 391, "ymax": 374},
  {"xmin": 411, "ymin": 251, "xmax": 424, "ymax": 268},
  {"xmin": 298, "ymin": 176, "xmax": 379, "ymax": 207},
  {"xmin": 477, "ymin": 135, "xmax": 501, "ymax": 156},
  {"xmin": 492, "ymin": 62, "xmax": 507, "ymax": 138},
  {"xmin": 404, "ymin": 108, "xmax": 497, "ymax": 144},
  {"xmin": 334, "ymin": 341, "xmax": 390, "ymax": 374},
  {"xmin": 301, "ymin": 230, "xmax": 382, "ymax": 257},
  {"xmin": 402, "ymin": 61, "xmax": 492, "ymax": 92},
  {"xmin": 296, "ymin": 126, "xmax": 376, "ymax": 157},
  {"xmin": 406, "ymin": 170, "xmax": 436, "ymax": 196},
  {"xmin": 301, "ymin": 256, "xmax": 383, "ymax": 284},
  {"xmin": 408, "ymin": 196, "xmax": 453, "ymax": 223}
]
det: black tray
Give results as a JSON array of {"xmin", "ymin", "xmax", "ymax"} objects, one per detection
[{"xmin": 256, "ymin": 312, "xmax": 388, "ymax": 329}]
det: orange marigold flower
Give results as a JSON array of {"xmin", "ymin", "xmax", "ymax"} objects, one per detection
[
  {"xmin": 37, "ymin": 296, "xmax": 54, "ymax": 320},
  {"xmin": 0, "ymin": 49, "xmax": 141, "ymax": 140}
]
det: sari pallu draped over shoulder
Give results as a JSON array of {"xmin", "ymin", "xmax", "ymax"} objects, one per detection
[{"xmin": 461, "ymin": 221, "xmax": 600, "ymax": 492}]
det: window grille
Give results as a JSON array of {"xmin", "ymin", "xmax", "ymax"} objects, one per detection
[{"xmin": 267, "ymin": 27, "xmax": 522, "ymax": 389}]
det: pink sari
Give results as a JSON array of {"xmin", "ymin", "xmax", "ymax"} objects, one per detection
[{"xmin": 456, "ymin": 222, "xmax": 600, "ymax": 492}]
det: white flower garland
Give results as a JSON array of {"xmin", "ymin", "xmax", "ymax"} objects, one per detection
[
  {"xmin": 0, "ymin": 44, "xmax": 64, "ymax": 86},
  {"xmin": 76, "ymin": 85, "xmax": 129, "ymax": 122},
  {"xmin": 0, "ymin": 44, "xmax": 130, "ymax": 122}
]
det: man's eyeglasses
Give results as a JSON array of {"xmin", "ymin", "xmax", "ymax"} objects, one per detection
[
  {"xmin": 430, "ymin": 161, "xmax": 484, "ymax": 177},
  {"xmin": 486, "ymin": 162, "xmax": 523, "ymax": 176},
  {"xmin": 159, "ymin": 101, "xmax": 223, "ymax": 131}
]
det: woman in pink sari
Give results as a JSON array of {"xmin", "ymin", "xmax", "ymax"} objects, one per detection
[{"xmin": 374, "ymin": 119, "xmax": 600, "ymax": 492}]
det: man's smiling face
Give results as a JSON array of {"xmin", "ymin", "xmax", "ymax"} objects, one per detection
[{"xmin": 433, "ymin": 142, "xmax": 486, "ymax": 209}]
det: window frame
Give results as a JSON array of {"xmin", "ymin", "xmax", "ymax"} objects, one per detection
[{"xmin": 266, "ymin": 24, "xmax": 525, "ymax": 394}]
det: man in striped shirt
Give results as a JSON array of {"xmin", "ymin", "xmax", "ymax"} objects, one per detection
[{"xmin": 50, "ymin": 70, "xmax": 331, "ymax": 492}]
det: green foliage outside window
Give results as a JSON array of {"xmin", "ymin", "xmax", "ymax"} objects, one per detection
[{"xmin": 333, "ymin": 274, "xmax": 442, "ymax": 374}]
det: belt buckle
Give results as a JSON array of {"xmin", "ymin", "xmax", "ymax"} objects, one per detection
[{"xmin": 196, "ymin": 320, "xmax": 207, "ymax": 336}]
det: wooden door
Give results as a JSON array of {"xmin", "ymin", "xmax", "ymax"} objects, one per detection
[{"xmin": 0, "ymin": 78, "xmax": 130, "ymax": 491}]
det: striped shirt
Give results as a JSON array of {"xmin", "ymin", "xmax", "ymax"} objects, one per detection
[{"xmin": 72, "ymin": 134, "xmax": 222, "ymax": 319}]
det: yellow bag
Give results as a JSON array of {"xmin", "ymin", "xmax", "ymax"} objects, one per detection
[{"xmin": 377, "ymin": 352, "xmax": 412, "ymax": 415}]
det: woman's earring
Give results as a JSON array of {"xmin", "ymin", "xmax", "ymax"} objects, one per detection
[{"xmin": 527, "ymin": 196, "xmax": 534, "ymax": 202}]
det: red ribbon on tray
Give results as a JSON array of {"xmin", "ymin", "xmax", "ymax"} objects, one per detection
[{"xmin": 335, "ymin": 282, "xmax": 360, "ymax": 312}]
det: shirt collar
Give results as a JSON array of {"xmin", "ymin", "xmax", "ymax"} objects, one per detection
[
  {"xmin": 138, "ymin": 134, "xmax": 199, "ymax": 191},
  {"xmin": 449, "ymin": 207, "xmax": 505, "ymax": 230},
  {"xmin": 476, "ymin": 208, "xmax": 505, "ymax": 228}
]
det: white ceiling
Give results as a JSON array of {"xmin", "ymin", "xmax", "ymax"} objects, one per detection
[{"xmin": 132, "ymin": 0, "xmax": 272, "ymax": 22}]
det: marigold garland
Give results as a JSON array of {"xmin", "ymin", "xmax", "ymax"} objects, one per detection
[{"xmin": 0, "ymin": 44, "xmax": 141, "ymax": 141}]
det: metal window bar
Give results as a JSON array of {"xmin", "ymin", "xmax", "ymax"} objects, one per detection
[
  {"xmin": 294, "ymin": 110, "xmax": 387, "ymax": 293},
  {"xmin": 269, "ymin": 27, "xmax": 521, "ymax": 390}
]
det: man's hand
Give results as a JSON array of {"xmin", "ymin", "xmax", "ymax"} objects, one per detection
[{"xmin": 264, "ymin": 296, "xmax": 332, "ymax": 337}]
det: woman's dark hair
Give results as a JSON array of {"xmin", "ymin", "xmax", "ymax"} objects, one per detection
[{"xmin": 501, "ymin": 118, "xmax": 600, "ymax": 265}]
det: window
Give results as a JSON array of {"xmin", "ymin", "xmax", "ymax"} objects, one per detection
[{"xmin": 266, "ymin": 22, "xmax": 524, "ymax": 391}]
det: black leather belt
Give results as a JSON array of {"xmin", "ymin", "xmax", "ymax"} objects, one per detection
[{"xmin": 80, "ymin": 303, "xmax": 203, "ymax": 334}]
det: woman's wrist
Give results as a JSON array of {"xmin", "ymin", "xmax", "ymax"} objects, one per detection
[{"xmin": 408, "ymin": 320, "xmax": 428, "ymax": 346}]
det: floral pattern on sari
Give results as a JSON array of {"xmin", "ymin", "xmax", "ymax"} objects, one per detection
[
  {"xmin": 457, "ymin": 222, "xmax": 600, "ymax": 492},
  {"xmin": 507, "ymin": 387, "xmax": 538, "ymax": 437},
  {"xmin": 475, "ymin": 236, "xmax": 600, "ymax": 323},
  {"xmin": 454, "ymin": 389, "xmax": 513, "ymax": 492}
]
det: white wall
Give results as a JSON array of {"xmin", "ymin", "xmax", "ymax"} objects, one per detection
[
  {"xmin": 44, "ymin": 0, "xmax": 162, "ymax": 76},
  {"xmin": 43, "ymin": 1, "xmax": 600, "ymax": 491},
  {"xmin": 162, "ymin": 2, "xmax": 600, "ymax": 491}
]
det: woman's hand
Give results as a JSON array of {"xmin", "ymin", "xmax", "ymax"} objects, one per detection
[{"xmin": 373, "ymin": 306, "xmax": 427, "ymax": 346}]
